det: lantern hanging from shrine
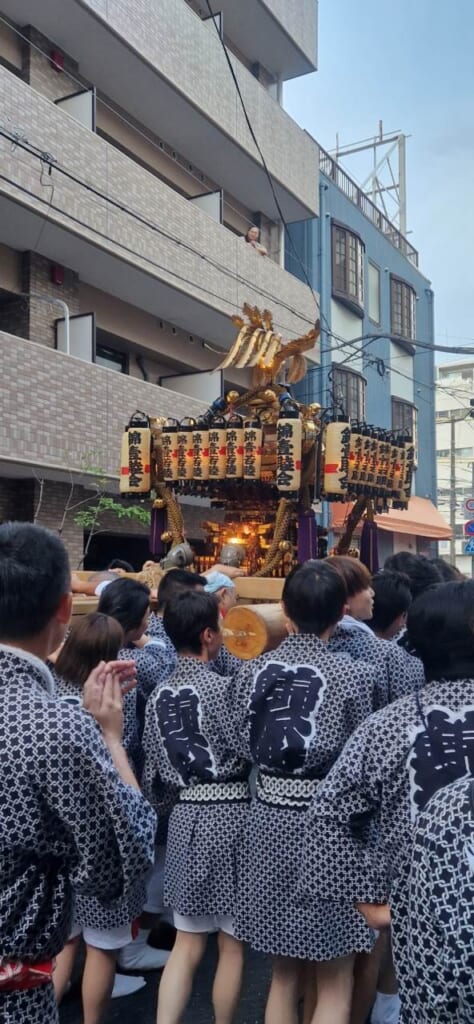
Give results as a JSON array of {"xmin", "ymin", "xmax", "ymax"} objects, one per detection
[
  {"xmin": 276, "ymin": 392, "xmax": 303, "ymax": 498},
  {"xmin": 119, "ymin": 410, "xmax": 151, "ymax": 494},
  {"xmin": 177, "ymin": 417, "xmax": 196, "ymax": 482},
  {"xmin": 323, "ymin": 420, "xmax": 351, "ymax": 497},
  {"xmin": 226, "ymin": 412, "xmax": 244, "ymax": 479},
  {"xmin": 161, "ymin": 417, "xmax": 179, "ymax": 482},
  {"xmin": 243, "ymin": 415, "xmax": 263, "ymax": 481},
  {"xmin": 192, "ymin": 415, "xmax": 210, "ymax": 483},
  {"xmin": 208, "ymin": 415, "xmax": 227, "ymax": 480}
]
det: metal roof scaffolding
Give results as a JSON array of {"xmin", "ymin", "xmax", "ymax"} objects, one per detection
[{"xmin": 330, "ymin": 121, "xmax": 409, "ymax": 238}]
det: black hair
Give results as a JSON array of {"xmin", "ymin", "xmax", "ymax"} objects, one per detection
[
  {"xmin": 406, "ymin": 581, "xmax": 474, "ymax": 681},
  {"xmin": 283, "ymin": 562, "xmax": 347, "ymax": 635},
  {"xmin": 429, "ymin": 557, "xmax": 465, "ymax": 583},
  {"xmin": 0, "ymin": 522, "xmax": 70, "ymax": 640},
  {"xmin": 108, "ymin": 558, "xmax": 135, "ymax": 572},
  {"xmin": 157, "ymin": 568, "xmax": 206, "ymax": 613},
  {"xmin": 163, "ymin": 590, "xmax": 220, "ymax": 654},
  {"xmin": 384, "ymin": 551, "xmax": 442, "ymax": 599},
  {"xmin": 369, "ymin": 571, "xmax": 412, "ymax": 633},
  {"xmin": 98, "ymin": 577, "xmax": 150, "ymax": 633}
]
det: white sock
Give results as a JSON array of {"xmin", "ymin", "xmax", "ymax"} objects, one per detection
[
  {"xmin": 111, "ymin": 973, "xmax": 146, "ymax": 999},
  {"xmin": 371, "ymin": 992, "xmax": 401, "ymax": 1024}
]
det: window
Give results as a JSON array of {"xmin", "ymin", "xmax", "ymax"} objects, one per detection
[
  {"xmin": 96, "ymin": 344, "xmax": 128, "ymax": 373},
  {"xmin": 436, "ymin": 408, "xmax": 467, "ymax": 420},
  {"xmin": 332, "ymin": 223, "xmax": 365, "ymax": 312},
  {"xmin": 390, "ymin": 276, "xmax": 416, "ymax": 340},
  {"xmin": 332, "ymin": 366, "xmax": 366, "ymax": 420},
  {"xmin": 437, "ymin": 447, "xmax": 473, "ymax": 459},
  {"xmin": 368, "ymin": 262, "xmax": 381, "ymax": 324},
  {"xmin": 392, "ymin": 398, "xmax": 418, "ymax": 464}
]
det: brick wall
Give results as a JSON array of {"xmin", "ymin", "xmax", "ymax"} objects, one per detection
[
  {"xmin": 22, "ymin": 26, "xmax": 84, "ymax": 102},
  {"xmin": 25, "ymin": 253, "xmax": 80, "ymax": 348},
  {"xmin": 0, "ymin": 330, "xmax": 208, "ymax": 477}
]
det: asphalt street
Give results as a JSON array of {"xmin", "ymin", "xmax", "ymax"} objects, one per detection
[{"xmin": 59, "ymin": 941, "xmax": 270, "ymax": 1024}]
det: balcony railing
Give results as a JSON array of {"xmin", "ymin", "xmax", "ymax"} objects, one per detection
[{"xmin": 319, "ymin": 146, "xmax": 419, "ymax": 267}]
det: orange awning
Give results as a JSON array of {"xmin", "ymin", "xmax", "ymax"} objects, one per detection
[{"xmin": 330, "ymin": 496, "xmax": 452, "ymax": 541}]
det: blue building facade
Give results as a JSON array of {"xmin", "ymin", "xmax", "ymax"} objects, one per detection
[{"xmin": 286, "ymin": 153, "xmax": 437, "ymax": 559}]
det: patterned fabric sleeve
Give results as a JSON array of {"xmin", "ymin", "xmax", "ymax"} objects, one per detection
[
  {"xmin": 398, "ymin": 779, "xmax": 474, "ymax": 1022},
  {"xmin": 141, "ymin": 696, "xmax": 181, "ymax": 816},
  {"xmin": 386, "ymin": 644, "xmax": 425, "ymax": 703},
  {"xmin": 42, "ymin": 711, "xmax": 156, "ymax": 903},
  {"xmin": 298, "ymin": 714, "xmax": 388, "ymax": 905},
  {"xmin": 211, "ymin": 645, "xmax": 242, "ymax": 679}
]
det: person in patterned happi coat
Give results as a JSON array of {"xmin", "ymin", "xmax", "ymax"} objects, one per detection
[
  {"xmin": 0, "ymin": 523, "xmax": 156, "ymax": 1024},
  {"xmin": 298, "ymin": 580, "xmax": 474, "ymax": 1024},
  {"xmin": 98, "ymin": 577, "xmax": 172, "ymax": 759},
  {"xmin": 48, "ymin": 612, "xmax": 156, "ymax": 1013},
  {"xmin": 148, "ymin": 567, "xmax": 242, "ymax": 679},
  {"xmin": 397, "ymin": 775, "xmax": 474, "ymax": 1022},
  {"xmin": 143, "ymin": 590, "xmax": 250, "ymax": 1024},
  {"xmin": 232, "ymin": 561, "xmax": 386, "ymax": 1024},
  {"xmin": 97, "ymin": 576, "xmax": 175, "ymax": 973},
  {"xmin": 325, "ymin": 556, "xmax": 425, "ymax": 704}
]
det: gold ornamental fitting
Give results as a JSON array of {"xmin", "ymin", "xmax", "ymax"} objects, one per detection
[
  {"xmin": 153, "ymin": 498, "xmax": 166, "ymax": 510},
  {"xmin": 161, "ymin": 530, "xmax": 173, "ymax": 543},
  {"xmin": 308, "ymin": 403, "xmax": 321, "ymax": 416},
  {"xmin": 226, "ymin": 390, "xmax": 240, "ymax": 405},
  {"xmin": 263, "ymin": 389, "xmax": 277, "ymax": 403},
  {"xmin": 278, "ymin": 540, "xmax": 292, "ymax": 553}
]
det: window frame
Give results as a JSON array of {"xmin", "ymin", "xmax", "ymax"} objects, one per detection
[
  {"xmin": 391, "ymin": 398, "xmax": 418, "ymax": 466},
  {"xmin": 331, "ymin": 364, "xmax": 367, "ymax": 421},
  {"xmin": 367, "ymin": 260, "xmax": 381, "ymax": 325},
  {"xmin": 331, "ymin": 221, "xmax": 365, "ymax": 316},
  {"xmin": 390, "ymin": 274, "xmax": 416, "ymax": 342},
  {"xmin": 95, "ymin": 342, "xmax": 129, "ymax": 374}
]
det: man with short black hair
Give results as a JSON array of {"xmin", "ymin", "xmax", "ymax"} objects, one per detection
[
  {"xmin": 368, "ymin": 571, "xmax": 412, "ymax": 640},
  {"xmin": 0, "ymin": 522, "xmax": 156, "ymax": 1024}
]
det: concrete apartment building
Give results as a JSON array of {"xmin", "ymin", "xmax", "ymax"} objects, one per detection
[
  {"xmin": 436, "ymin": 361, "xmax": 474, "ymax": 575},
  {"xmin": 0, "ymin": 0, "xmax": 319, "ymax": 566},
  {"xmin": 287, "ymin": 149, "xmax": 442, "ymax": 560}
]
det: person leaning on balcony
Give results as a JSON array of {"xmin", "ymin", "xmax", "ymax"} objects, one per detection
[{"xmin": 244, "ymin": 224, "xmax": 267, "ymax": 256}]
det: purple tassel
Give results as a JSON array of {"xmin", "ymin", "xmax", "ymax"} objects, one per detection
[
  {"xmin": 360, "ymin": 518, "xmax": 379, "ymax": 574},
  {"xmin": 298, "ymin": 510, "xmax": 318, "ymax": 564},
  {"xmin": 149, "ymin": 504, "xmax": 166, "ymax": 556}
]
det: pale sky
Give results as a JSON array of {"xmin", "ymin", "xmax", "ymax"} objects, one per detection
[{"xmin": 284, "ymin": 0, "xmax": 474, "ymax": 360}]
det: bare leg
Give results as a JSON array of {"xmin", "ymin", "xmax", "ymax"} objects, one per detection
[
  {"xmin": 53, "ymin": 936, "xmax": 80, "ymax": 1004},
  {"xmin": 350, "ymin": 938, "xmax": 385, "ymax": 1024},
  {"xmin": 303, "ymin": 963, "xmax": 318, "ymax": 1024},
  {"xmin": 378, "ymin": 931, "xmax": 397, "ymax": 994},
  {"xmin": 311, "ymin": 955, "xmax": 355, "ymax": 1024},
  {"xmin": 212, "ymin": 931, "xmax": 244, "ymax": 1024},
  {"xmin": 264, "ymin": 956, "xmax": 300, "ymax": 1024},
  {"xmin": 156, "ymin": 930, "xmax": 207, "ymax": 1024},
  {"xmin": 81, "ymin": 945, "xmax": 116, "ymax": 1024}
]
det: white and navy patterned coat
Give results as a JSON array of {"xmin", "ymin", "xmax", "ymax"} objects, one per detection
[
  {"xmin": 0, "ymin": 646, "xmax": 156, "ymax": 1022},
  {"xmin": 298, "ymin": 678, "xmax": 474, "ymax": 907},
  {"xmin": 329, "ymin": 618, "xmax": 425, "ymax": 705},
  {"xmin": 394, "ymin": 776, "xmax": 474, "ymax": 1023},
  {"xmin": 49, "ymin": 666, "xmax": 150, "ymax": 931},
  {"xmin": 142, "ymin": 656, "xmax": 250, "ymax": 917},
  {"xmin": 230, "ymin": 634, "xmax": 382, "ymax": 961}
]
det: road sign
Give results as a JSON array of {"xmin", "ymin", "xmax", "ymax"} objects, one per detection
[
  {"xmin": 465, "ymin": 538, "xmax": 474, "ymax": 555},
  {"xmin": 465, "ymin": 520, "xmax": 474, "ymax": 537},
  {"xmin": 464, "ymin": 497, "xmax": 474, "ymax": 516}
]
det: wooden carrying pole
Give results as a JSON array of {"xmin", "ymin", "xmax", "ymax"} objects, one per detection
[{"xmin": 223, "ymin": 603, "xmax": 287, "ymax": 660}]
